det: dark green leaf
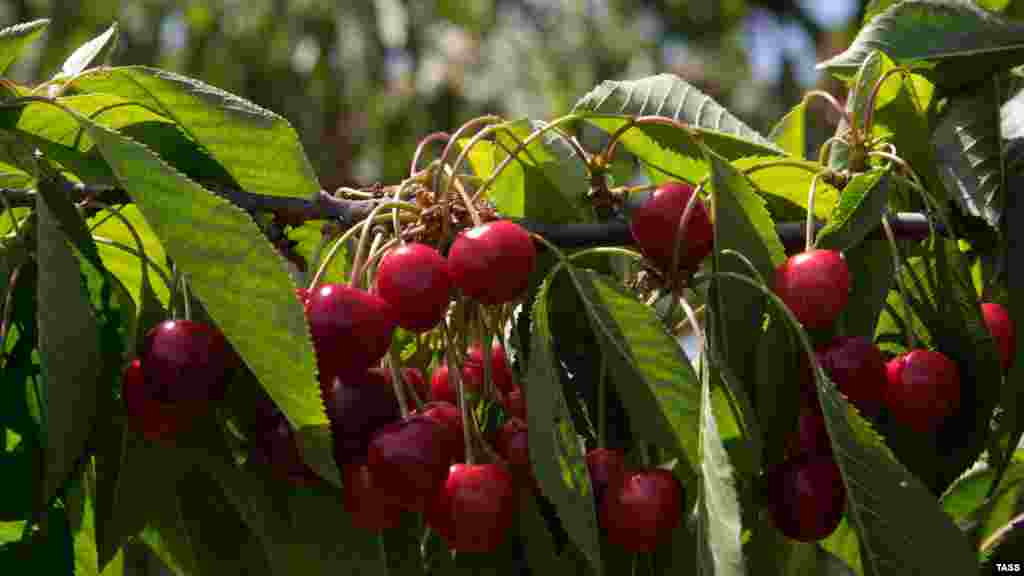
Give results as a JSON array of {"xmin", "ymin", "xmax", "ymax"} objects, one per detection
[
  {"xmin": 0, "ymin": 19, "xmax": 48, "ymax": 75},
  {"xmin": 73, "ymin": 66, "xmax": 321, "ymax": 201},
  {"xmin": 67, "ymin": 107, "xmax": 336, "ymax": 485},
  {"xmin": 933, "ymin": 82, "xmax": 1004, "ymax": 228},
  {"xmin": 818, "ymin": 0, "xmax": 1024, "ymax": 92},
  {"xmin": 839, "ymin": 239, "xmax": 894, "ymax": 340},
  {"xmin": 526, "ymin": 266, "xmax": 602, "ymax": 574},
  {"xmin": 816, "ymin": 169, "xmax": 891, "ymax": 252},
  {"xmin": 67, "ymin": 460, "xmax": 125, "ymax": 576}
]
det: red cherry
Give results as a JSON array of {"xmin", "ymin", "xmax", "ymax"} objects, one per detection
[
  {"xmin": 323, "ymin": 367, "xmax": 401, "ymax": 466},
  {"xmin": 342, "ymin": 464, "xmax": 404, "ymax": 532},
  {"xmin": 502, "ymin": 387, "xmax": 526, "ymax": 421},
  {"xmin": 601, "ymin": 468, "xmax": 684, "ymax": 552},
  {"xmin": 766, "ymin": 454, "xmax": 846, "ymax": 542},
  {"xmin": 141, "ymin": 319, "xmax": 231, "ymax": 404},
  {"xmin": 121, "ymin": 359, "xmax": 199, "ymax": 442},
  {"xmin": 585, "ymin": 448, "xmax": 626, "ymax": 511},
  {"xmin": 785, "ymin": 402, "xmax": 831, "ymax": 460},
  {"xmin": 367, "ymin": 415, "xmax": 449, "ymax": 512},
  {"xmin": 447, "ymin": 221, "xmax": 536, "ymax": 306},
  {"xmin": 381, "ymin": 367, "xmax": 428, "ymax": 405},
  {"xmin": 305, "ymin": 284, "xmax": 397, "ymax": 383},
  {"xmin": 463, "ymin": 342, "xmax": 515, "ymax": 395},
  {"xmin": 816, "ymin": 336, "xmax": 887, "ymax": 418},
  {"xmin": 884, "ymin": 350, "xmax": 960, "ymax": 433},
  {"xmin": 429, "ymin": 463, "xmax": 517, "ymax": 552},
  {"xmin": 773, "ymin": 249, "xmax": 851, "ymax": 329},
  {"xmin": 248, "ymin": 416, "xmax": 322, "ymax": 487},
  {"xmin": 430, "ymin": 362, "xmax": 483, "ymax": 404},
  {"xmin": 374, "ymin": 243, "xmax": 452, "ymax": 333},
  {"xmin": 982, "ymin": 302, "xmax": 1016, "ymax": 370},
  {"xmin": 418, "ymin": 401, "xmax": 465, "ymax": 463},
  {"xmin": 294, "ymin": 287, "xmax": 310, "ymax": 304},
  {"xmin": 630, "ymin": 181, "xmax": 714, "ymax": 274}
]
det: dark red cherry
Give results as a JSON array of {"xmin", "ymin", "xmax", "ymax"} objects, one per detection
[
  {"xmin": 374, "ymin": 243, "xmax": 452, "ymax": 333},
  {"xmin": 367, "ymin": 415, "xmax": 449, "ymax": 512},
  {"xmin": 248, "ymin": 416, "xmax": 321, "ymax": 487},
  {"xmin": 785, "ymin": 401, "xmax": 831, "ymax": 460},
  {"xmin": 428, "ymin": 463, "xmax": 517, "ymax": 552},
  {"xmin": 463, "ymin": 342, "xmax": 515, "ymax": 396},
  {"xmin": 305, "ymin": 283, "xmax": 397, "ymax": 383},
  {"xmin": 122, "ymin": 359, "xmax": 199, "ymax": 443},
  {"xmin": 381, "ymin": 367, "xmax": 428, "ymax": 405},
  {"xmin": 765, "ymin": 453, "xmax": 846, "ymax": 542},
  {"xmin": 418, "ymin": 401, "xmax": 464, "ymax": 464},
  {"xmin": 141, "ymin": 319, "xmax": 231, "ymax": 404},
  {"xmin": 430, "ymin": 362, "xmax": 483, "ymax": 404},
  {"xmin": 342, "ymin": 464, "xmax": 404, "ymax": 532},
  {"xmin": 601, "ymin": 468, "xmax": 684, "ymax": 552},
  {"xmin": 773, "ymin": 249, "xmax": 850, "ymax": 329},
  {"xmin": 502, "ymin": 387, "xmax": 526, "ymax": 421},
  {"xmin": 884, "ymin": 349, "xmax": 960, "ymax": 433},
  {"xmin": 447, "ymin": 220, "xmax": 536, "ymax": 306},
  {"xmin": 323, "ymin": 367, "xmax": 401, "ymax": 466},
  {"xmin": 630, "ymin": 181, "xmax": 713, "ymax": 274},
  {"xmin": 816, "ymin": 336, "xmax": 887, "ymax": 418},
  {"xmin": 982, "ymin": 302, "xmax": 1015, "ymax": 370},
  {"xmin": 585, "ymin": 448, "xmax": 626, "ymax": 511}
]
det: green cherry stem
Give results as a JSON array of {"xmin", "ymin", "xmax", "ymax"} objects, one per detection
[
  {"xmin": 806, "ymin": 172, "xmax": 823, "ymax": 251},
  {"xmin": 442, "ymin": 321, "xmax": 476, "ymax": 466},
  {"xmin": 597, "ymin": 356, "xmax": 608, "ymax": 450},
  {"xmin": 386, "ymin": 346, "xmax": 411, "ymax": 418},
  {"xmin": 410, "ymin": 131, "xmax": 450, "ymax": 178},
  {"xmin": 861, "ymin": 67, "xmax": 911, "ymax": 141},
  {"xmin": 180, "ymin": 273, "xmax": 192, "ymax": 322},
  {"xmin": 880, "ymin": 214, "xmax": 918, "ymax": 350},
  {"xmin": 435, "ymin": 115, "xmax": 503, "ymax": 238},
  {"xmin": 803, "ymin": 89, "xmax": 853, "ymax": 131}
]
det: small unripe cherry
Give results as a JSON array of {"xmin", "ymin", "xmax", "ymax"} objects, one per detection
[
  {"xmin": 981, "ymin": 302, "xmax": 1015, "ymax": 370},
  {"xmin": 773, "ymin": 249, "xmax": 851, "ymax": 329}
]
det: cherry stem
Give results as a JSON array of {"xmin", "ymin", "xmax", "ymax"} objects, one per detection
[
  {"xmin": 676, "ymin": 292, "xmax": 706, "ymax": 361},
  {"xmin": 805, "ymin": 173, "xmax": 823, "ymax": 251},
  {"xmin": 88, "ymin": 235, "xmax": 174, "ymax": 296},
  {"xmin": 442, "ymin": 323, "xmax": 476, "ymax": 466},
  {"xmin": 862, "ymin": 67, "xmax": 911, "ymax": 141},
  {"xmin": 880, "ymin": 215, "xmax": 918, "ymax": 350},
  {"xmin": 979, "ymin": 510, "xmax": 1024, "ymax": 554},
  {"xmin": 386, "ymin": 347, "xmax": 411, "ymax": 418},
  {"xmin": 597, "ymin": 356, "xmax": 608, "ymax": 450},
  {"xmin": 0, "ymin": 264, "xmax": 22, "ymax": 356},
  {"xmin": 364, "ymin": 237, "xmax": 400, "ymax": 285},
  {"xmin": 410, "ymin": 132, "xmax": 450, "ymax": 178},
  {"xmin": 803, "ymin": 90, "xmax": 853, "ymax": 132},
  {"xmin": 435, "ymin": 115, "xmax": 503, "ymax": 239},
  {"xmin": 361, "ymin": 231, "xmax": 386, "ymax": 290},
  {"xmin": 180, "ymin": 273, "xmax": 192, "ymax": 322},
  {"xmin": 346, "ymin": 201, "xmax": 418, "ymax": 289},
  {"xmin": 740, "ymin": 159, "xmax": 821, "ymax": 178},
  {"xmin": 392, "ymin": 179, "xmax": 414, "ymax": 243},
  {"xmin": 442, "ymin": 158, "xmax": 484, "ymax": 228},
  {"xmin": 818, "ymin": 135, "xmax": 849, "ymax": 166},
  {"xmin": 477, "ymin": 310, "xmax": 497, "ymax": 401}
]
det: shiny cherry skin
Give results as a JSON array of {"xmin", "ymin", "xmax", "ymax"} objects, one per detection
[
  {"xmin": 502, "ymin": 387, "xmax": 526, "ymax": 421},
  {"xmin": 121, "ymin": 359, "xmax": 199, "ymax": 443},
  {"xmin": 417, "ymin": 401, "xmax": 464, "ymax": 464},
  {"xmin": 585, "ymin": 448, "xmax": 626, "ymax": 512},
  {"xmin": 428, "ymin": 463, "xmax": 517, "ymax": 552},
  {"xmin": 141, "ymin": 319, "xmax": 231, "ymax": 404},
  {"xmin": 342, "ymin": 464, "xmax": 404, "ymax": 532},
  {"xmin": 601, "ymin": 468, "xmax": 684, "ymax": 552},
  {"xmin": 765, "ymin": 453, "xmax": 846, "ymax": 542},
  {"xmin": 463, "ymin": 342, "xmax": 515, "ymax": 395},
  {"xmin": 366, "ymin": 415, "xmax": 449, "ymax": 513},
  {"xmin": 323, "ymin": 367, "xmax": 401, "ymax": 467},
  {"xmin": 982, "ymin": 302, "xmax": 1016, "ymax": 371},
  {"xmin": 382, "ymin": 367, "xmax": 428, "ymax": 405},
  {"xmin": 785, "ymin": 401, "xmax": 831, "ymax": 460},
  {"xmin": 430, "ymin": 362, "xmax": 483, "ymax": 404},
  {"xmin": 629, "ymin": 181, "xmax": 714, "ymax": 274},
  {"xmin": 248, "ymin": 415, "xmax": 322, "ymax": 488},
  {"xmin": 447, "ymin": 220, "xmax": 536, "ymax": 306},
  {"xmin": 305, "ymin": 284, "xmax": 397, "ymax": 383},
  {"xmin": 374, "ymin": 243, "xmax": 452, "ymax": 333},
  {"xmin": 773, "ymin": 249, "xmax": 851, "ymax": 329},
  {"xmin": 884, "ymin": 349, "xmax": 961, "ymax": 433},
  {"xmin": 816, "ymin": 336, "xmax": 887, "ymax": 418}
]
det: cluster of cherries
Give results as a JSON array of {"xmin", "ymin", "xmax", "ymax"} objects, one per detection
[{"xmin": 629, "ymin": 179, "xmax": 1017, "ymax": 541}]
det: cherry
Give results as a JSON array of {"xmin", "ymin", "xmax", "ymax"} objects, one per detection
[
  {"xmin": 495, "ymin": 418, "xmax": 533, "ymax": 489},
  {"xmin": 121, "ymin": 359, "xmax": 199, "ymax": 443},
  {"xmin": 773, "ymin": 249, "xmax": 851, "ymax": 329},
  {"xmin": 342, "ymin": 464, "xmax": 404, "ymax": 532},
  {"xmin": 629, "ymin": 181, "xmax": 714, "ymax": 274},
  {"xmin": 418, "ymin": 401, "xmax": 465, "ymax": 463},
  {"xmin": 816, "ymin": 336, "xmax": 887, "ymax": 418},
  {"xmin": 765, "ymin": 453, "xmax": 846, "ymax": 542},
  {"xmin": 248, "ymin": 415, "xmax": 321, "ymax": 488},
  {"xmin": 141, "ymin": 319, "xmax": 231, "ymax": 404},
  {"xmin": 323, "ymin": 367, "xmax": 401, "ymax": 466},
  {"xmin": 374, "ymin": 243, "xmax": 452, "ymax": 333},
  {"xmin": 502, "ymin": 387, "xmax": 526, "ymax": 421},
  {"xmin": 463, "ymin": 342, "xmax": 515, "ymax": 395},
  {"xmin": 305, "ymin": 284, "xmax": 397, "ymax": 382},
  {"xmin": 430, "ymin": 362, "xmax": 483, "ymax": 404},
  {"xmin": 982, "ymin": 302, "xmax": 1016, "ymax": 370},
  {"xmin": 366, "ymin": 415, "xmax": 449, "ymax": 512},
  {"xmin": 294, "ymin": 287, "xmax": 310, "ymax": 304},
  {"xmin": 585, "ymin": 448, "xmax": 626, "ymax": 512},
  {"xmin": 428, "ymin": 463, "xmax": 517, "ymax": 552},
  {"xmin": 382, "ymin": 367, "xmax": 428, "ymax": 405},
  {"xmin": 447, "ymin": 220, "xmax": 536, "ymax": 306},
  {"xmin": 884, "ymin": 349, "xmax": 960, "ymax": 433},
  {"xmin": 601, "ymin": 468, "xmax": 684, "ymax": 552},
  {"xmin": 785, "ymin": 402, "xmax": 831, "ymax": 460}
]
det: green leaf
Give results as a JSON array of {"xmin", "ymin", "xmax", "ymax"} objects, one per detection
[
  {"xmin": 0, "ymin": 19, "xmax": 48, "ymax": 75},
  {"xmin": 52, "ymin": 23, "xmax": 118, "ymax": 82},
  {"xmin": 67, "ymin": 461, "xmax": 125, "ymax": 576},
  {"xmin": 73, "ymin": 66, "xmax": 321, "ymax": 201},
  {"xmin": 826, "ymin": 49, "xmax": 883, "ymax": 171},
  {"xmin": 933, "ymin": 82, "xmax": 1004, "ymax": 228},
  {"xmin": 819, "ymin": 517, "xmax": 863, "ymax": 575},
  {"xmin": 525, "ymin": 267, "xmax": 602, "ymax": 574},
  {"xmin": 488, "ymin": 119, "xmax": 591, "ymax": 224},
  {"xmin": 816, "ymin": 169, "xmax": 891, "ymax": 252},
  {"xmin": 572, "ymin": 74, "xmax": 783, "ymax": 159},
  {"xmin": 732, "ymin": 156, "xmax": 839, "ymax": 222},
  {"xmin": 695, "ymin": 357, "xmax": 746, "ymax": 574},
  {"xmin": 839, "ymin": 239, "xmax": 895, "ymax": 341},
  {"xmin": 768, "ymin": 100, "xmax": 807, "ymax": 158},
  {"xmin": 818, "ymin": 0, "xmax": 1024, "ymax": 92},
  {"xmin": 65, "ymin": 106, "xmax": 337, "ymax": 485}
]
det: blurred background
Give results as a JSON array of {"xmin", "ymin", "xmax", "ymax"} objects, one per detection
[{"xmin": 2, "ymin": 0, "xmax": 867, "ymax": 192}]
